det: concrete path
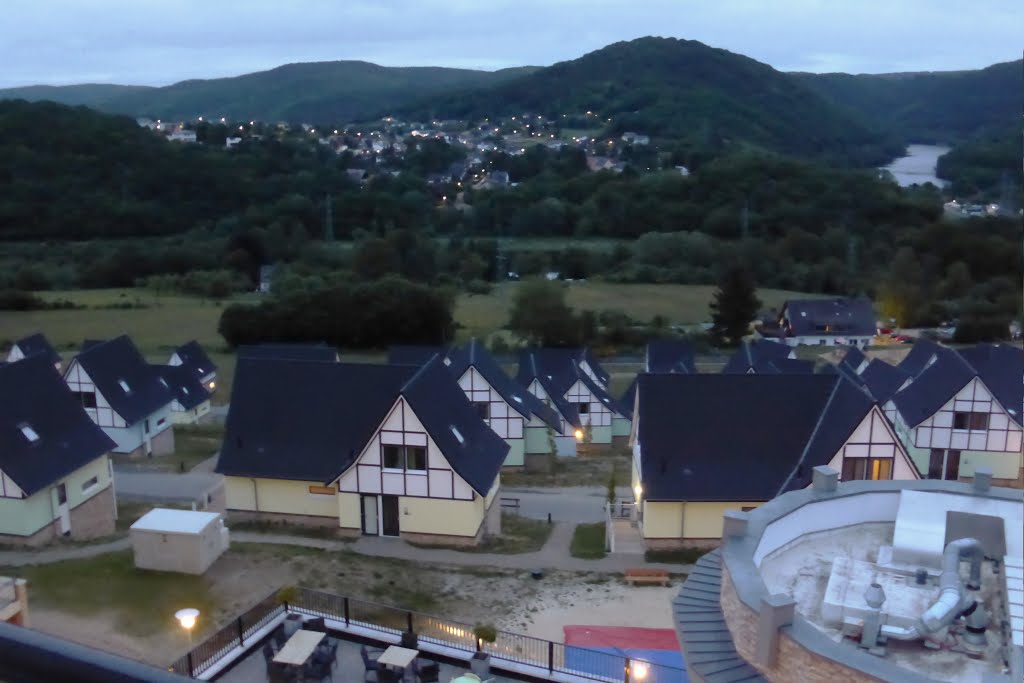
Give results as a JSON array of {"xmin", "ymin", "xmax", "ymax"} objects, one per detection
[
  {"xmin": 502, "ymin": 486, "xmax": 626, "ymax": 523},
  {"xmin": 113, "ymin": 470, "xmax": 222, "ymax": 503}
]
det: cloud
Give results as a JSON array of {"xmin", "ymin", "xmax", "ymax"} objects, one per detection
[{"xmin": 0, "ymin": 0, "xmax": 1019, "ymax": 87}]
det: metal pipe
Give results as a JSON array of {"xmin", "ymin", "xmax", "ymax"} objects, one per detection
[{"xmin": 881, "ymin": 538, "xmax": 984, "ymax": 641}]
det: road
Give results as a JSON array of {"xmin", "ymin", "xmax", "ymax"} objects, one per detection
[
  {"xmin": 113, "ymin": 468, "xmax": 222, "ymax": 503},
  {"xmin": 501, "ymin": 486, "xmax": 633, "ymax": 522}
]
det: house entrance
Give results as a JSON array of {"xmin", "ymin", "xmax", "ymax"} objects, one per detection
[
  {"xmin": 381, "ymin": 495, "xmax": 400, "ymax": 537},
  {"xmin": 360, "ymin": 495, "xmax": 378, "ymax": 536}
]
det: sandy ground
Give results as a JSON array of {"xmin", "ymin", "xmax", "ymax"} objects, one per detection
[{"xmin": 24, "ymin": 545, "xmax": 681, "ymax": 668}]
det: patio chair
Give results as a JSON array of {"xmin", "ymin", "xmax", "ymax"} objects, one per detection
[
  {"xmin": 262, "ymin": 642, "xmax": 276, "ymax": 665},
  {"xmin": 273, "ymin": 626, "xmax": 288, "ymax": 649},
  {"xmin": 316, "ymin": 638, "xmax": 339, "ymax": 664},
  {"xmin": 411, "ymin": 658, "xmax": 440, "ymax": 683},
  {"xmin": 361, "ymin": 645, "xmax": 383, "ymax": 672},
  {"xmin": 303, "ymin": 654, "xmax": 334, "ymax": 682},
  {"xmin": 268, "ymin": 661, "xmax": 300, "ymax": 683}
]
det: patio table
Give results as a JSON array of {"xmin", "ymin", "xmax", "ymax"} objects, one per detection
[{"xmin": 273, "ymin": 629, "xmax": 326, "ymax": 666}]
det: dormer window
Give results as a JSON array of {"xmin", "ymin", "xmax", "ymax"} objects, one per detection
[
  {"xmin": 158, "ymin": 377, "xmax": 168, "ymax": 388},
  {"xmin": 182, "ymin": 387, "xmax": 189, "ymax": 395},
  {"xmin": 19, "ymin": 424, "xmax": 39, "ymax": 443},
  {"xmin": 118, "ymin": 379, "xmax": 131, "ymax": 393},
  {"xmin": 197, "ymin": 367, "xmax": 204, "ymax": 374}
]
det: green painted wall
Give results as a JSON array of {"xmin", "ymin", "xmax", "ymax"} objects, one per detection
[
  {"xmin": 525, "ymin": 427, "xmax": 552, "ymax": 455},
  {"xmin": 612, "ymin": 417, "xmax": 632, "ymax": 437},
  {"xmin": 591, "ymin": 425, "xmax": 612, "ymax": 444},
  {"xmin": 0, "ymin": 456, "xmax": 111, "ymax": 537},
  {"xmin": 503, "ymin": 439, "xmax": 525, "ymax": 468},
  {"xmin": 906, "ymin": 444, "xmax": 1021, "ymax": 480}
]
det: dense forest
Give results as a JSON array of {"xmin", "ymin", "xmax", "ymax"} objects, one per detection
[
  {"xmin": 396, "ymin": 37, "xmax": 902, "ymax": 166},
  {"xmin": 937, "ymin": 124, "xmax": 1023, "ymax": 201},
  {"xmin": 0, "ymin": 62, "xmax": 537, "ymax": 124},
  {"xmin": 794, "ymin": 60, "xmax": 1023, "ymax": 143}
]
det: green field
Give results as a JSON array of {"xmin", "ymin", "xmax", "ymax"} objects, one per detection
[{"xmin": 1, "ymin": 282, "xmax": 817, "ymax": 400}]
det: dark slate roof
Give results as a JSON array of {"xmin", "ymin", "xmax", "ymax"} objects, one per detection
[
  {"xmin": 891, "ymin": 351, "xmax": 975, "ymax": 428},
  {"xmin": 958, "ymin": 344, "xmax": 1024, "ymax": 426},
  {"xmin": 237, "ymin": 344, "xmax": 337, "ymax": 362},
  {"xmin": 71, "ymin": 336, "xmax": 175, "ymax": 424},
  {"xmin": 171, "ymin": 341, "xmax": 217, "ymax": 380},
  {"xmin": 387, "ymin": 345, "xmax": 450, "ymax": 366},
  {"xmin": 515, "ymin": 347, "xmax": 609, "ymax": 388},
  {"xmin": 636, "ymin": 373, "xmax": 866, "ymax": 501},
  {"xmin": 401, "ymin": 357, "xmax": 509, "ymax": 495},
  {"xmin": 0, "ymin": 354, "xmax": 116, "ymax": 496},
  {"xmin": 515, "ymin": 350, "xmax": 580, "ymax": 426},
  {"xmin": 217, "ymin": 357, "xmax": 507, "ymax": 494},
  {"xmin": 445, "ymin": 339, "xmax": 561, "ymax": 432},
  {"xmin": 896, "ymin": 338, "xmax": 945, "ymax": 377},
  {"xmin": 13, "ymin": 333, "xmax": 61, "ymax": 366},
  {"xmin": 674, "ymin": 549, "xmax": 767, "ymax": 683},
  {"xmin": 838, "ymin": 345, "xmax": 867, "ymax": 372},
  {"xmin": 781, "ymin": 297, "xmax": 876, "ymax": 338},
  {"xmin": 859, "ymin": 359, "xmax": 911, "ymax": 405},
  {"xmin": 721, "ymin": 340, "xmax": 811, "ymax": 375},
  {"xmin": 646, "ymin": 340, "xmax": 697, "ymax": 374},
  {"xmin": 153, "ymin": 364, "xmax": 211, "ymax": 411}
]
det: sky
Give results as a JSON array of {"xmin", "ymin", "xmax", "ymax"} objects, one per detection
[{"xmin": 2, "ymin": 0, "xmax": 1021, "ymax": 88}]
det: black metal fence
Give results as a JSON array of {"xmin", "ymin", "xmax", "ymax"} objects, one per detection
[
  {"xmin": 171, "ymin": 587, "xmax": 686, "ymax": 682},
  {"xmin": 289, "ymin": 588, "xmax": 684, "ymax": 683},
  {"xmin": 168, "ymin": 592, "xmax": 283, "ymax": 678}
]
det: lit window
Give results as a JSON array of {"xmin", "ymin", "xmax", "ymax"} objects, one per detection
[{"xmin": 19, "ymin": 424, "xmax": 40, "ymax": 443}]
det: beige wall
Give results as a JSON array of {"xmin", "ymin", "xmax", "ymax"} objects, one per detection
[
  {"xmin": 399, "ymin": 496, "xmax": 484, "ymax": 537},
  {"xmin": 224, "ymin": 477, "xmax": 337, "ymax": 518},
  {"xmin": 338, "ymin": 492, "xmax": 361, "ymax": 530},
  {"xmin": 643, "ymin": 500, "xmax": 763, "ymax": 541}
]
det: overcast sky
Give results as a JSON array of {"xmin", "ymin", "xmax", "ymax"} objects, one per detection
[{"xmin": 2, "ymin": 0, "xmax": 1021, "ymax": 88}]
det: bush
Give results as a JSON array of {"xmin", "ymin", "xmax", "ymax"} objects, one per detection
[
  {"xmin": 473, "ymin": 623, "xmax": 497, "ymax": 644},
  {"xmin": 644, "ymin": 548, "xmax": 707, "ymax": 564},
  {"xmin": 0, "ymin": 290, "xmax": 80, "ymax": 311}
]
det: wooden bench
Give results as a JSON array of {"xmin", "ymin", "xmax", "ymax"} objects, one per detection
[
  {"xmin": 624, "ymin": 568, "xmax": 670, "ymax": 586},
  {"xmin": 500, "ymin": 497, "xmax": 521, "ymax": 511}
]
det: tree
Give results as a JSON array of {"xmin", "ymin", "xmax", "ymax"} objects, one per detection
[
  {"xmin": 508, "ymin": 278, "xmax": 577, "ymax": 346},
  {"xmin": 709, "ymin": 265, "xmax": 761, "ymax": 347}
]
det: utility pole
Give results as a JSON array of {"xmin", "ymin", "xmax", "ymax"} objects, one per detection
[{"xmin": 323, "ymin": 194, "xmax": 334, "ymax": 242}]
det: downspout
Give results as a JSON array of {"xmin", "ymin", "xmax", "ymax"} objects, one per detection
[
  {"xmin": 879, "ymin": 537, "xmax": 985, "ymax": 641},
  {"xmin": 251, "ymin": 478, "xmax": 260, "ymax": 512}
]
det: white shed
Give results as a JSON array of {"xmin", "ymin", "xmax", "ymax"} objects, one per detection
[{"xmin": 130, "ymin": 508, "xmax": 229, "ymax": 575}]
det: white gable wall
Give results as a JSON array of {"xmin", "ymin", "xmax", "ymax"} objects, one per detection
[
  {"xmin": 458, "ymin": 367, "xmax": 525, "ymax": 440},
  {"xmin": 7, "ymin": 345, "xmax": 25, "ymax": 363},
  {"xmin": 0, "ymin": 469, "xmax": 25, "ymax": 499},
  {"xmin": 336, "ymin": 397, "xmax": 476, "ymax": 501},
  {"xmin": 826, "ymin": 407, "xmax": 919, "ymax": 481},
  {"xmin": 911, "ymin": 378, "xmax": 1022, "ymax": 453},
  {"xmin": 565, "ymin": 379, "xmax": 611, "ymax": 427}
]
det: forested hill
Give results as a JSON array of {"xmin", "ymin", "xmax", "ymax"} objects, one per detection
[
  {"xmin": 0, "ymin": 62, "xmax": 538, "ymax": 123},
  {"xmin": 394, "ymin": 37, "xmax": 904, "ymax": 166},
  {"xmin": 793, "ymin": 59, "xmax": 1023, "ymax": 143}
]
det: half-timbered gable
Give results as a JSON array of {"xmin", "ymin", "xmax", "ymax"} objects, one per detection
[
  {"xmin": 721, "ymin": 339, "xmax": 810, "ymax": 374},
  {"xmin": 168, "ymin": 340, "xmax": 217, "ymax": 393},
  {"xmin": 218, "ymin": 356, "xmax": 507, "ymax": 545},
  {"xmin": 889, "ymin": 343, "xmax": 1023, "ymax": 485},
  {"xmin": 64, "ymin": 336, "xmax": 175, "ymax": 456},
  {"xmin": 630, "ymin": 373, "xmax": 917, "ymax": 547},
  {"xmin": 565, "ymin": 378, "xmax": 612, "ymax": 429},
  {"xmin": 7, "ymin": 333, "xmax": 61, "ymax": 371},
  {"xmin": 1, "ymin": 354, "xmax": 116, "ymax": 544},
  {"xmin": 154, "ymin": 364, "xmax": 212, "ymax": 425}
]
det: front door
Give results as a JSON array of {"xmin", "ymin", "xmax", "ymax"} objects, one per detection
[
  {"xmin": 56, "ymin": 483, "xmax": 70, "ymax": 535},
  {"xmin": 945, "ymin": 450, "xmax": 961, "ymax": 481},
  {"xmin": 381, "ymin": 495, "xmax": 400, "ymax": 537},
  {"xmin": 360, "ymin": 495, "xmax": 378, "ymax": 536}
]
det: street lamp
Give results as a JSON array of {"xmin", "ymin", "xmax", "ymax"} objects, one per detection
[{"xmin": 175, "ymin": 608, "xmax": 200, "ymax": 647}]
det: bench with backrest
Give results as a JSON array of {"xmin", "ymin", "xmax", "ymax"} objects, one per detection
[{"xmin": 624, "ymin": 568, "xmax": 670, "ymax": 586}]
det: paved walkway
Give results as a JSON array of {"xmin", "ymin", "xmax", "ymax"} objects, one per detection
[{"xmin": 0, "ymin": 523, "xmax": 691, "ymax": 574}]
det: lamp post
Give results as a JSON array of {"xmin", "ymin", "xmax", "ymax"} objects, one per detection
[{"xmin": 175, "ymin": 608, "xmax": 200, "ymax": 648}]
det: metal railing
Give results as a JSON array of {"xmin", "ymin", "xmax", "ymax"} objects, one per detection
[
  {"xmin": 287, "ymin": 588, "xmax": 684, "ymax": 683},
  {"xmin": 169, "ymin": 591, "xmax": 283, "ymax": 678}
]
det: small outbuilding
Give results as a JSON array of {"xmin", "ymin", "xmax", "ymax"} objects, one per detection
[{"xmin": 130, "ymin": 508, "xmax": 229, "ymax": 575}]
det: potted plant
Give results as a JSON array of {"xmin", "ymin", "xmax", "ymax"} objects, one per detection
[
  {"xmin": 276, "ymin": 585, "xmax": 303, "ymax": 636},
  {"xmin": 470, "ymin": 623, "xmax": 497, "ymax": 678}
]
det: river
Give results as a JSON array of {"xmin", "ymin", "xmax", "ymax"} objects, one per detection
[{"xmin": 881, "ymin": 144, "xmax": 951, "ymax": 187}]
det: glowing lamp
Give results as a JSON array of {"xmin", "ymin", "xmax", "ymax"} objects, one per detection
[
  {"xmin": 634, "ymin": 484, "xmax": 643, "ymax": 498},
  {"xmin": 632, "ymin": 661, "xmax": 649, "ymax": 681},
  {"xmin": 574, "ymin": 429, "xmax": 584, "ymax": 441}
]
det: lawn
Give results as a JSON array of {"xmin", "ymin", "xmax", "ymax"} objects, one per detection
[
  {"xmin": 570, "ymin": 523, "xmax": 607, "ymax": 559},
  {"xmin": 1, "ymin": 551, "xmax": 219, "ymax": 637},
  {"xmin": 502, "ymin": 452, "xmax": 632, "ymax": 488}
]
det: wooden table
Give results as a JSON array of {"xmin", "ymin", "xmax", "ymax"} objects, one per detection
[
  {"xmin": 273, "ymin": 629, "xmax": 326, "ymax": 666},
  {"xmin": 377, "ymin": 645, "xmax": 419, "ymax": 670}
]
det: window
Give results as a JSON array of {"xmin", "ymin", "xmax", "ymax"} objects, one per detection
[
  {"xmin": 156, "ymin": 418, "xmax": 166, "ymax": 427},
  {"xmin": 81, "ymin": 476, "xmax": 99, "ymax": 493},
  {"xmin": 578, "ymin": 403, "xmax": 590, "ymax": 415},
  {"xmin": 19, "ymin": 424, "xmax": 40, "ymax": 443},
  {"xmin": 928, "ymin": 449, "xmax": 944, "ymax": 479},
  {"xmin": 930, "ymin": 450, "xmax": 961, "ymax": 480},
  {"xmin": 819, "ymin": 339, "xmax": 827, "ymax": 345},
  {"xmin": 954, "ymin": 412, "xmax": 989, "ymax": 431},
  {"xmin": 144, "ymin": 419, "xmax": 150, "ymax": 434},
  {"xmin": 383, "ymin": 445, "xmax": 403, "ymax": 469},
  {"xmin": 118, "ymin": 379, "xmax": 131, "ymax": 393},
  {"xmin": 741, "ymin": 506, "xmax": 757, "ymax": 512},
  {"xmin": 308, "ymin": 485, "xmax": 335, "ymax": 495},
  {"xmin": 474, "ymin": 402, "xmax": 490, "ymax": 420},
  {"xmin": 158, "ymin": 377, "xmax": 168, "ymax": 388},
  {"xmin": 72, "ymin": 391, "xmax": 98, "ymax": 408},
  {"xmin": 842, "ymin": 457, "xmax": 893, "ymax": 481},
  {"xmin": 382, "ymin": 444, "xmax": 427, "ymax": 471}
]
